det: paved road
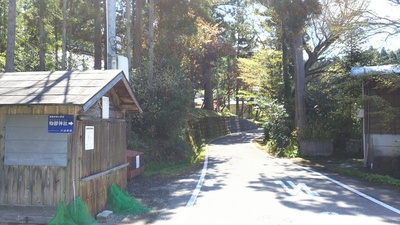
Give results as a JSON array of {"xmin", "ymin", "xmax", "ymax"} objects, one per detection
[{"xmin": 111, "ymin": 130, "xmax": 400, "ymax": 224}]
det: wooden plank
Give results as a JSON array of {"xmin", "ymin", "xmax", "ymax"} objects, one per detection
[
  {"xmin": 82, "ymin": 73, "xmax": 124, "ymax": 111},
  {"xmin": 8, "ymin": 166, "xmax": 18, "ymax": 205},
  {"xmin": 32, "ymin": 167, "xmax": 44, "ymax": 206},
  {"xmin": 0, "ymin": 109, "xmax": 5, "ymax": 204},
  {"xmin": 0, "ymin": 205, "xmax": 56, "ymax": 224},
  {"xmin": 81, "ymin": 163, "xmax": 129, "ymax": 182},
  {"xmin": 17, "ymin": 166, "xmax": 31, "ymax": 205}
]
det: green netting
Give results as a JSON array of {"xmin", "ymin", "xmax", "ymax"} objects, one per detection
[
  {"xmin": 48, "ymin": 201, "xmax": 77, "ymax": 225},
  {"xmin": 107, "ymin": 184, "xmax": 150, "ymax": 215},
  {"xmin": 67, "ymin": 197, "xmax": 97, "ymax": 225}
]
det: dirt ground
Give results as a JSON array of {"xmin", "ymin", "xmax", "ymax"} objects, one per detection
[{"xmin": 101, "ymin": 172, "xmax": 192, "ymax": 225}]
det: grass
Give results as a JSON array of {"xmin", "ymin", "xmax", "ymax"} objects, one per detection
[
  {"xmin": 292, "ymin": 157, "xmax": 400, "ymax": 188},
  {"xmin": 142, "ymin": 142, "xmax": 207, "ymax": 178},
  {"xmin": 143, "ymin": 161, "xmax": 201, "ymax": 177}
]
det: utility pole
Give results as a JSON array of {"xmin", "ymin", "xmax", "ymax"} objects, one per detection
[
  {"xmin": 126, "ymin": 0, "xmax": 131, "ymax": 73},
  {"xmin": 106, "ymin": 0, "xmax": 116, "ymax": 69}
]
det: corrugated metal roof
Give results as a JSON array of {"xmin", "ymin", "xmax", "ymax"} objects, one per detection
[
  {"xmin": 350, "ymin": 65, "xmax": 400, "ymax": 77},
  {"xmin": 0, "ymin": 70, "xmax": 142, "ymax": 112}
]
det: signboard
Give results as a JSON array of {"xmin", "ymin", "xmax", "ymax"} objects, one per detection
[
  {"xmin": 48, "ymin": 115, "xmax": 74, "ymax": 133},
  {"xmin": 102, "ymin": 96, "xmax": 109, "ymax": 119},
  {"xmin": 85, "ymin": 126, "xmax": 95, "ymax": 150}
]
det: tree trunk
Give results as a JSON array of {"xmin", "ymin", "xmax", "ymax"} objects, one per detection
[
  {"xmin": 126, "ymin": 0, "xmax": 131, "ymax": 73},
  {"xmin": 103, "ymin": 2, "xmax": 108, "ymax": 69},
  {"xmin": 148, "ymin": 0, "xmax": 155, "ymax": 92},
  {"xmin": 236, "ymin": 79, "xmax": 240, "ymax": 116},
  {"xmin": 94, "ymin": 0, "xmax": 102, "ymax": 69},
  {"xmin": 133, "ymin": 0, "xmax": 144, "ymax": 69},
  {"xmin": 5, "ymin": 0, "xmax": 16, "ymax": 72},
  {"xmin": 293, "ymin": 33, "xmax": 307, "ymax": 141},
  {"xmin": 61, "ymin": 0, "xmax": 67, "ymax": 70},
  {"xmin": 39, "ymin": 2, "xmax": 46, "ymax": 71},
  {"xmin": 204, "ymin": 61, "xmax": 213, "ymax": 110},
  {"xmin": 227, "ymin": 57, "xmax": 232, "ymax": 110},
  {"xmin": 282, "ymin": 22, "xmax": 291, "ymax": 111},
  {"xmin": 54, "ymin": 23, "xmax": 58, "ymax": 66}
]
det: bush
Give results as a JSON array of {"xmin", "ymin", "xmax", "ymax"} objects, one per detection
[
  {"xmin": 128, "ymin": 67, "xmax": 195, "ymax": 163},
  {"xmin": 262, "ymin": 99, "xmax": 297, "ymax": 157}
]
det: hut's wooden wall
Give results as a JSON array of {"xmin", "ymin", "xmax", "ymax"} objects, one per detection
[
  {"xmin": 0, "ymin": 106, "xmax": 78, "ymax": 207},
  {"xmin": 73, "ymin": 119, "xmax": 128, "ymax": 215},
  {"xmin": 0, "ymin": 104, "xmax": 129, "ymax": 216}
]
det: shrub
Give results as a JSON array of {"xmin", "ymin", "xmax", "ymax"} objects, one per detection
[{"xmin": 262, "ymin": 99, "xmax": 297, "ymax": 157}]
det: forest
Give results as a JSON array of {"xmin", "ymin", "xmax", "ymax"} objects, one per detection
[{"xmin": 1, "ymin": 0, "xmax": 400, "ymax": 164}]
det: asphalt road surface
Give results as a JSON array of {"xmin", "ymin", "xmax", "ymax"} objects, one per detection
[{"xmin": 109, "ymin": 130, "xmax": 400, "ymax": 225}]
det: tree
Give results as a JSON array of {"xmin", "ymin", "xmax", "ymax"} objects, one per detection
[
  {"xmin": 368, "ymin": 0, "xmax": 400, "ymax": 37},
  {"xmin": 212, "ymin": 0, "xmax": 262, "ymax": 115},
  {"xmin": 94, "ymin": 0, "xmax": 101, "ymax": 69},
  {"xmin": 5, "ymin": 0, "xmax": 16, "ymax": 72},
  {"xmin": 262, "ymin": 0, "xmax": 321, "ymax": 142},
  {"xmin": 127, "ymin": 0, "xmax": 228, "ymax": 162},
  {"xmin": 305, "ymin": 0, "xmax": 369, "ymax": 79},
  {"xmin": 238, "ymin": 49, "xmax": 283, "ymax": 101},
  {"xmin": 203, "ymin": 38, "xmax": 235, "ymax": 110},
  {"xmin": 133, "ymin": 0, "xmax": 144, "ymax": 69}
]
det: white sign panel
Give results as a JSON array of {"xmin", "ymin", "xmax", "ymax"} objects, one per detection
[
  {"xmin": 102, "ymin": 96, "xmax": 109, "ymax": 119},
  {"xmin": 85, "ymin": 126, "xmax": 95, "ymax": 150},
  {"xmin": 136, "ymin": 155, "xmax": 140, "ymax": 169}
]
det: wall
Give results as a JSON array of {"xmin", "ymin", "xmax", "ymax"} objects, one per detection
[
  {"xmin": 299, "ymin": 139, "xmax": 333, "ymax": 156},
  {"xmin": 368, "ymin": 134, "xmax": 400, "ymax": 157},
  {"xmin": 0, "ymin": 105, "xmax": 128, "ymax": 216},
  {"xmin": 75, "ymin": 119, "xmax": 128, "ymax": 214},
  {"xmin": 0, "ymin": 106, "xmax": 78, "ymax": 208}
]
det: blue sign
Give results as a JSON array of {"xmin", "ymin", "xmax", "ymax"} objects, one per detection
[{"xmin": 48, "ymin": 115, "xmax": 74, "ymax": 133}]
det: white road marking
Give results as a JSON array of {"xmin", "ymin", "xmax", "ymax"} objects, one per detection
[
  {"xmin": 301, "ymin": 166, "xmax": 400, "ymax": 215},
  {"xmin": 186, "ymin": 145, "xmax": 208, "ymax": 207},
  {"xmin": 275, "ymin": 180, "xmax": 320, "ymax": 196}
]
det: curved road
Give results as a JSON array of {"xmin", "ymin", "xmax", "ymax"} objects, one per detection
[{"xmin": 115, "ymin": 130, "xmax": 400, "ymax": 225}]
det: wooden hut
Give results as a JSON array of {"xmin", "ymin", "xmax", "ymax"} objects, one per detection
[
  {"xmin": 0, "ymin": 70, "xmax": 142, "ymax": 223},
  {"xmin": 351, "ymin": 65, "xmax": 400, "ymax": 177}
]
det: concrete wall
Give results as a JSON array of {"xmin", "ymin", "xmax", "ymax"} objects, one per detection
[{"xmin": 299, "ymin": 139, "xmax": 333, "ymax": 156}]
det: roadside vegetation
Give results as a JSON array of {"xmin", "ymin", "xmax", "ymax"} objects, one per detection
[{"xmin": 295, "ymin": 157, "xmax": 400, "ymax": 189}]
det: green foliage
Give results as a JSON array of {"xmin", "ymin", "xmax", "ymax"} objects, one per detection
[
  {"xmin": 0, "ymin": 0, "xmax": 98, "ymax": 71},
  {"xmin": 264, "ymin": 0, "xmax": 321, "ymax": 34},
  {"xmin": 360, "ymin": 75, "xmax": 400, "ymax": 134},
  {"xmin": 329, "ymin": 166, "xmax": 400, "ymax": 188},
  {"xmin": 239, "ymin": 49, "xmax": 283, "ymax": 99},
  {"xmin": 129, "ymin": 67, "xmax": 195, "ymax": 163},
  {"xmin": 303, "ymin": 41, "xmax": 379, "ymax": 151},
  {"xmin": 262, "ymin": 98, "xmax": 296, "ymax": 157}
]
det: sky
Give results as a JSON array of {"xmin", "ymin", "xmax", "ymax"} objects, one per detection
[{"xmin": 366, "ymin": 0, "xmax": 400, "ymax": 50}]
